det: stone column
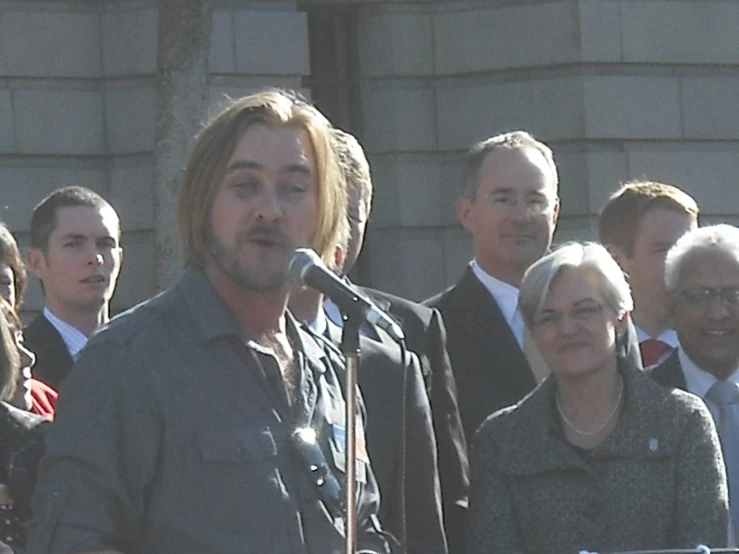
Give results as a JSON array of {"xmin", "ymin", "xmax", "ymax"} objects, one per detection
[{"xmin": 153, "ymin": 0, "xmax": 213, "ymax": 290}]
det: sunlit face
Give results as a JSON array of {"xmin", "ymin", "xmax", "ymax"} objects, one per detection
[
  {"xmin": 204, "ymin": 123, "xmax": 318, "ymax": 293},
  {"xmin": 670, "ymin": 248, "xmax": 739, "ymax": 380},
  {"xmin": 617, "ymin": 207, "xmax": 696, "ymax": 328},
  {"xmin": 0, "ymin": 264, "xmax": 14, "ymax": 309},
  {"xmin": 28, "ymin": 205, "xmax": 123, "ymax": 316},
  {"xmin": 531, "ymin": 267, "xmax": 625, "ymax": 379},
  {"xmin": 458, "ymin": 148, "xmax": 559, "ymax": 285}
]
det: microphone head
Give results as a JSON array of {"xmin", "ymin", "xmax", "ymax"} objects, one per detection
[{"xmin": 286, "ymin": 248, "xmax": 323, "ymax": 286}]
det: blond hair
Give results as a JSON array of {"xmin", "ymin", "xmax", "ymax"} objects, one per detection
[{"xmin": 178, "ymin": 89, "xmax": 346, "ymax": 266}]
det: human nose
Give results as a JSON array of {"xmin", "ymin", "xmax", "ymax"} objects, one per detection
[
  {"xmin": 255, "ymin": 186, "xmax": 283, "ymax": 221},
  {"xmin": 705, "ymin": 293, "xmax": 732, "ymax": 319}
]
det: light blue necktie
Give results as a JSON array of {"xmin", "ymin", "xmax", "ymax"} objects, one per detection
[{"xmin": 707, "ymin": 379, "xmax": 739, "ymax": 533}]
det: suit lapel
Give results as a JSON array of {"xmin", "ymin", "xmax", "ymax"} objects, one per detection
[
  {"xmin": 453, "ymin": 268, "xmax": 535, "ymax": 395},
  {"xmin": 649, "ymin": 349, "xmax": 687, "ymax": 390}
]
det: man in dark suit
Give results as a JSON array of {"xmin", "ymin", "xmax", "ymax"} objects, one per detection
[
  {"xmin": 325, "ymin": 129, "xmax": 468, "ymax": 553},
  {"xmin": 424, "ymin": 131, "xmax": 643, "ymax": 444},
  {"xmin": 650, "ymin": 224, "xmax": 739, "ymax": 535},
  {"xmin": 24, "ymin": 186, "xmax": 123, "ymax": 388},
  {"xmin": 290, "ymin": 282, "xmax": 448, "ymax": 554}
]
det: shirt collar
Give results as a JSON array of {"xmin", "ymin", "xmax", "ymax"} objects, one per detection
[
  {"xmin": 635, "ymin": 325, "xmax": 679, "ymax": 348},
  {"xmin": 678, "ymin": 346, "xmax": 739, "ymax": 400},
  {"xmin": 307, "ymin": 306, "xmax": 328, "ymax": 336},
  {"xmin": 177, "ymin": 266, "xmax": 248, "ymax": 343},
  {"xmin": 470, "ymin": 259, "xmax": 520, "ymax": 323},
  {"xmin": 43, "ymin": 307, "xmax": 88, "ymax": 359}
]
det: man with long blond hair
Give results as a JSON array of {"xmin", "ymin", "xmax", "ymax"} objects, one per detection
[{"xmin": 27, "ymin": 89, "xmax": 392, "ymax": 554}]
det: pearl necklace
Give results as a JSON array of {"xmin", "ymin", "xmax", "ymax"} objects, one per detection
[{"xmin": 555, "ymin": 377, "xmax": 624, "ymax": 436}]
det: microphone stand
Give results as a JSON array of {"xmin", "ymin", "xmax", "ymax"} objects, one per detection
[{"xmin": 341, "ymin": 315, "xmax": 361, "ymax": 554}]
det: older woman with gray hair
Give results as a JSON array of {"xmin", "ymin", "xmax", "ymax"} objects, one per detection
[{"xmin": 466, "ymin": 241, "xmax": 728, "ymax": 554}]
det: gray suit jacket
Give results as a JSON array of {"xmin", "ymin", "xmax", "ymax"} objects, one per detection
[{"xmin": 466, "ymin": 359, "xmax": 728, "ymax": 554}]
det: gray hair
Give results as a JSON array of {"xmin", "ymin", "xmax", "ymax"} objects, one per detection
[
  {"xmin": 518, "ymin": 241, "xmax": 633, "ymax": 327},
  {"xmin": 664, "ymin": 224, "xmax": 739, "ymax": 292},
  {"xmin": 462, "ymin": 130, "xmax": 559, "ymax": 200}
]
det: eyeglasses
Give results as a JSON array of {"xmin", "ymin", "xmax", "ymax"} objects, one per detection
[
  {"xmin": 532, "ymin": 303, "xmax": 604, "ymax": 330},
  {"xmin": 676, "ymin": 287, "xmax": 739, "ymax": 309},
  {"xmin": 477, "ymin": 191, "xmax": 555, "ymax": 215}
]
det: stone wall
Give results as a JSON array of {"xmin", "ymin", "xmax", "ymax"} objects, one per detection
[{"xmin": 1, "ymin": 0, "xmax": 738, "ymax": 311}]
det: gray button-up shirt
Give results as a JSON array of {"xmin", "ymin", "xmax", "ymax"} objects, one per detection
[{"xmin": 27, "ymin": 267, "xmax": 390, "ymax": 554}]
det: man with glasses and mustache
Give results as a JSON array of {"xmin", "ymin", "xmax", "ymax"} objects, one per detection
[{"xmin": 651, "ymin": 224, "xmax": 739, "ymax": 539}]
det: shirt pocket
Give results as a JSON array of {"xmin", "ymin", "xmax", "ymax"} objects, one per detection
[{"xmin": 196, "ymin": 425, "xmax": 285, "ymax": 540}]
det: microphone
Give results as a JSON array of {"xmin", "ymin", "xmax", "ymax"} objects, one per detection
[{"xmin": 286, "ymin": 248, "xmax": 405, "ymax": 343}]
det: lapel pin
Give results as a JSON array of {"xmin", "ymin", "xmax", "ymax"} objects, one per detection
[{"xmin": 648, "ymin": 438, "xmax": 659, "ymax": 452}]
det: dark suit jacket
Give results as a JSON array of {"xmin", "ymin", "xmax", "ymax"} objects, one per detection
[
  {"xmin": 324, "ymin": 322, "xmax": 448, "ymax": 554},
  {"xmin": 23, "ymin": 314, "xmax": 73, "ymax": 390},
  {"xmin": 425, "ymin": 267, "xmax": 643, "ymax": 445},
  {"xmin": 357, "ymin": 285, "xmax": 469, "ymax": 554},
  {"xmin": 649, "ymin": 349, "xmax": 687, "ymax": 390}
]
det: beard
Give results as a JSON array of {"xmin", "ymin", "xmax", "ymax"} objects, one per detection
[{"xmin": 204, "ymin": 221, "xmax": 290, "ymax": 293}]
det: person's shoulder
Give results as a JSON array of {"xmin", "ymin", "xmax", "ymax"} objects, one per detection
[
  {"xmin": 361, "ymin": 286, "xmax": 434, "ymax": 325},
  {"xmin": 91, "ymin": 286, "xmax": 180, "ymax": 349},
  {"xmin": 422, "ymin": 284, "xmax": 458, "ymax": 310}
]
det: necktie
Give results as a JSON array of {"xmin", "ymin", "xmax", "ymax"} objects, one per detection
[
  {"xmin": 706, "ymin": 379, "xmax": 739, "ymax": 533},
  {"xmin": 639, "ymin": 338, "xmax": 671, "ymax": 367}
]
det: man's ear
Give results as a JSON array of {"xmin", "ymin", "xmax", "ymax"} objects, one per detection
[
  {"xmin": 116, "ymin": 247, "xmax": 124, "ymax": 267},
  {"xmin": 605, "ymin": 244, "xmax": 628, "ymax": 270},
  {"xmin": 457, "ymin": 196, "xmax": 474, "ymax": 232},
  {"xmin": 26, "ymin": 248, "xmax": 46, "ymax": 277}
]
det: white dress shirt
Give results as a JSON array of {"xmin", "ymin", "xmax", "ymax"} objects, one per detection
[
  {"xmin": 470, "ymin": 259, "xmax": 524, "ymax": 348},
  {"xmin": 43, "ymin": 307, "xmax": 88, "ymax": 361}
]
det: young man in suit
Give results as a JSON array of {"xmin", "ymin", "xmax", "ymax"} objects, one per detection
[
  {"xmin": 324, "ymin": 129, "xmax": 469, "ymax": 554},
  {"xmin": 651, "ymin": 224, "xmax": 739, "ymax": 537},
  {"xmin": 599, "ymin": 181, "xmax": 698, "ymax": 367},
  {"xmin": 24, "ymin": 186, "xmax": 123, "ymax": 388},
  {"xmin": 424, "ymin": 131, "xmax": 561, "ymax": 441}
]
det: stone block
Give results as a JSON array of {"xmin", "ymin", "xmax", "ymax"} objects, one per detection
[
  {"xmin": 105, "ymin": 82, "xmax": 156, "ymax": 153},
  {"xmin": 621, "ymin": 1, "xmax": 739, "ymax": 64},
  {"xmin": 530, "ymin": 77, "xmax": 585, "ymax": 141},
  {"xmin": 14, "ymin": 87, "xmax": 105, "ymax": 155},
  {"xmin": 208, "ymin": 75, "xmax": 304, "ymax": 115},
  {"xmin": 369, "ymin": 154, "xmax": 443, "ymax": 228},
  {"xmin": 365, "ymin": 227, "xmax": 445, "ymax": 301},
  {"xmin": 111, "ymin": 230, "xmax": 156, "ymax": 312},
  {"xmin": 359, "ymin": 11, "xmax": 433, "ymax": 77},
  {"xmin": 209, "ymin": 8, "xmax": 236, "ymax": 74},
  {"xmin": 102, "ymin": 6, "xmax": 157, "ymax": 76},
  {"xmin": 0, "ymin": 9, "xmax": 101, "ymax": 77},
  {"xmin": 433, "ymin": 2, "xmax": 580, "ymax": 75},
  {"xmin": 0, "ymin": 88, "xmax": 14, "ymax": 151},
  {"xmin": 585, "ymin": 148, "xmax": 630, "ymax": 211},
  {"xmin": 438, "ymin": 156, "xmax": 465, "ymax": 227},
  {"xmin": 361, "ymin": 83, "xmax": 436, "ymax": 153},
  {"xmin": 579, "ymin": 0, "xmax": 622, "ymax": 62},
  {"xmin": 234, "ymin": 10, "xmax": 309, "ymax": 75},
  {"xmin": 682, "ymin": 77, "xmax": 739, "ymax": 140},
  {"xmin": 584, "ymin": 76, "xmax": 681, "ymax": 139},
  {"xmin": 553, "ymin": 148, "xmax": 590, "ymax": 216},
  {"xmin": 435, "ymin": 80, "xmax": 534, "ymax": 152},
  {"xmin": 552, "ymin": 216, "xmax": 597, "ymax": 245},
  {"xmin": 109, "ymin": 155, "xmax": 154, "ymax": 231},
  {"xmin": 440, "ymin": 227, "xmax": 472, "ymax": 288},
  {"xmin": 0, "ymin": 161, "xmax": 108, "ymax": 231},
  {"xmin": 626, "ymin": 144, "xmax": 739, "ymax": 215}
]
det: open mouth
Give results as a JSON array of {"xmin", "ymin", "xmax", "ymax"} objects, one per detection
[{"xmin": 81, "ymin": 275, "xmax": 106, "ymax": 285}]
